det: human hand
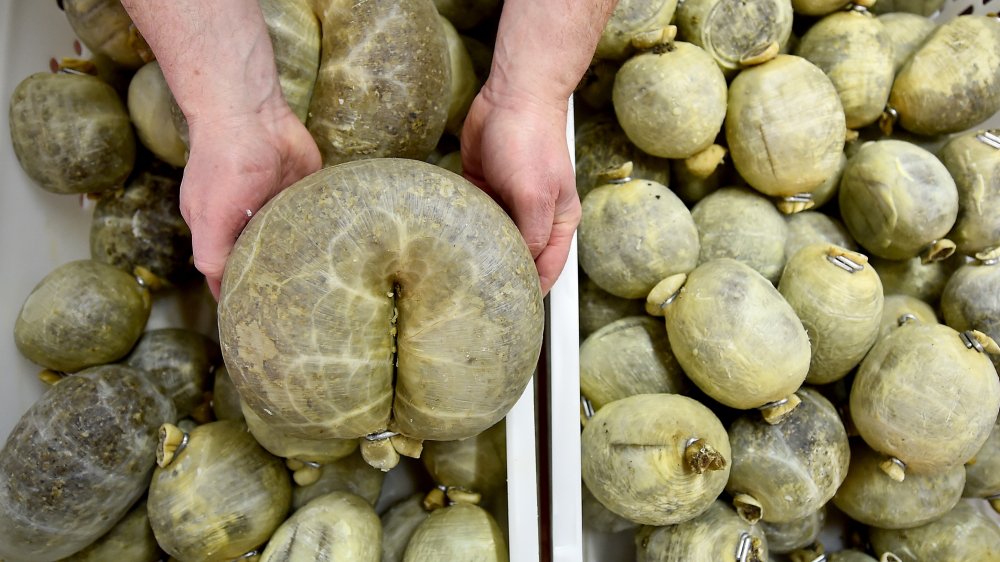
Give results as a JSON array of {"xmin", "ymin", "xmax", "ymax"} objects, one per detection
[
  {"xmin": 181, "ymin": 99, "xmax": 320, "ymax": 299},
  {"xmin": 460, "ymin": 84, "xmax": 580, "ymax": 295}
]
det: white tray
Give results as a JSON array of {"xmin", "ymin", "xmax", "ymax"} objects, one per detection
[
  {"xmin": 0, "ymin": 2, "xmax": 539, "ymax": 560},
  {"xmin": 550, "ymin": 1, "xmax": 1000, "ymax": 560}
]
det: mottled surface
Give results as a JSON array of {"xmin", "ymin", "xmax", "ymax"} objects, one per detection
[
  {"xmin": 877, "ymin": 294, "xmax": 938, "ymax": 340},
  {"xmin": 797, "ymin": 11, "xmax": 894, "ymax": 129},
  {"xmin": 212, "ymin": 364, "xmax": 245, "ymax": 421},
  {"xmin": 579, "ymin": 177, "xmax": 699, "ymax": 299},
  {"xmin": 839, "ymin": 140, "xmax": 958, "ymax": 260},
  {"xmin": 307, "ymin": 0, "xmax": 449, "ymax": 165},
  {"xmin": 123, "ymin": 328, "xmax": 220, "ymax": 418},
  {"xmin": 59, "ymin": 499, "xmax": 161, "ymax": 562},
  {"xmin": 580, "ymin": 316, "xmax": 686, "ymax": 409},
  {"xmin": 965, "ymin": 419, "xmax": 1000, "ymax": 499},
  {"xmin": 595, "ymin": 0, "xmax": 678, "ymax": 61},
  {"xmin": 581, "ymin": 394, "xmax": 731, "ymax": 525},
  {"xmin": 422, "ymin": 420, "xmax": 506, "ymax": 502},
  {"xmin": 440, "ymin": 16, "xmax": 479, "ymax": 136},
  {"xmin": 9, "ymin": 73, "xmax": 135, "ymax": 194},
  {"xmin": 14, "ymin": 260, "xmax": 150, "ymax": 373},
  {"xmin": 573, "ymin": 113, "xmax": 670, "ymax": 200},
  {"xmin": 779, "ymin": 244, "xmax": 883, "ymax": 384},
  {"xmin": 259, "ymin": 0, "xmax": 320, "ymax": 123},
  {"xmin": 784, "ymin": 210, "xmax": 855, "ymax": 262},
  {"xmin": 219, "ymin": 159, "xmax": 543, "ymax": 442},
  {"xmin": 692, "ymin": 187, "xmax": 789, "ymax": 283},
  {"xmin": 666, "ymin": 259, "xmax": 810, "ymax": 409},
  {"xmin": 890, "ymin": 16, "xmax": 1000, "ymax": 136},
  {"xmin": 578, "ymin": 275, "xmax": 646, "ymax": 339},
  {"xmin": 634, "ymin": 501, "xmax": 769, "ymax": 562},
  {"xmin": 127, "ymin": 62, "xmax": 187, "ymax": 167},
  {"xmin": 0, "ymin": 366, "xmax": 175, "ymax": 562},
  {"xmin": 726, "ymin": 388, "xmax": 850, "ymax": 523},
  {"xmin": 670, "ymin": 156, "xmax": 727, "ymax": 205},
  {"xmin": 760, "ymin": 507, "xmax": 824, "ymax": 554},
  {"xmin": 677, "ymin": 0, "xmax": 793, "ymax": 71},
  {"xmin": 871, "ymin": 0, "xmax": 945, "ymax": 15},
  {"xmin": 850, "ymin": 323, "xmax": 1000, "ymax": 473},
  {"xmin": 63, "ymin": 0, "xmax": 146, "ymax": 69},
  {"xmin": 870, "ymin": 255, "xmax": 954, "ymax": 304},
  {"xmin": 582, "ymin": 482, "xmax": 638, "ymax": 534},
  {"xmin": 726, "ymin": 55, "xmax": 846, "ymax": 197},
  {"xmin": 261, "ymin": 491, "xmax": 381, "ymax": 562},
  {"xmin": 613, "ymin": 42, "xmax": 728, "ymax": 159},
  {"xmin": 941, "ymin": 261, "xmax": 1000, "ymax": 372},
  {"xmin": 90, "ymin": 165, "xmax": 194, "ymax": 286},
  {"xmin": 243, "ymin": 405, "xmax": 358, "ymax": 463},
  {"xmin": 940, "ymin": 129, "xmax": 1000, "ymax": 255},
  {"xmin": 878, "ymin": 13, "xmax": 936, "ymax": 73},
  {"xmin": 381, "ymin": 494, "xmax": 430, "ymax": 562},
  {"xmin": 869, "ymin": 501, "xmax": 1000, "ymax": 561},
  {"xmin": 402, "ymin": 503, "xmax": 507, "ymax": 561},
  {"xmin": 292, "ymin": 449, "xmax": 385, "ymax": 509},
  {"xmin": 148, "ymin": 420, "xmax": 291, "ymax": 562},
  {"xmin": 833, "ymin": 439, "xmax": 965, "ymax": 528}
]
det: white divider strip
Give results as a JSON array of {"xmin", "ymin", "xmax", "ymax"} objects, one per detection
[
  {"xmin": 506, "ymin": 380, "xmax": 540, "ymax": 562},
  {"xmin": 549, "ymin": 96, "xmax": 584, "ymax": 562}
]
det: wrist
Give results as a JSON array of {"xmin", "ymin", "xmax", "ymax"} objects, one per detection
[
  {"xmin": 487, "ymin": 0, "xmax": 617, "ymax": 109},
  {"xmin": 124, "ymin": 0, "xmax": 284, "ymax": 128}
]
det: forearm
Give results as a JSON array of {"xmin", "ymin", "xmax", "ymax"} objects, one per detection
[
  {"xmin": 120, "ymin": 0, "xmax": 282, "ymax": 126},
  {"xmin": 488, "ymin": 0, "xmax": 617, "ymax": 108}
]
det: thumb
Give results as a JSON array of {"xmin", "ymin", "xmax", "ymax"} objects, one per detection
[
  {"xmin": 182, "ymin": 196, "xmax": 248, "ymax": 301},
  {"xmin": 505, "ymin": 177, "xmax": 558, "ymax": 260}
]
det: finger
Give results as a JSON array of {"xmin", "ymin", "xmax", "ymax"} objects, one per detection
[
  {"xmin": 534, "ymin": 200, "xmax": 581, "ymax": 295},
  {"xmin": 182, "ymin": 196, "xmax": 248, "ymax": 302},
  {"xmin": 206, "ymin": 276, "xmax": 222, "ymax": 301},
  {"xmin": 505, "ymin": 178, "xmax": 559, "ymax": 259}
]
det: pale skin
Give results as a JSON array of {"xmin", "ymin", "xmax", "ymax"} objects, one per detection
[{"xmin": 121, "ymin": 0, "xmax": 617, "ymax": 298}]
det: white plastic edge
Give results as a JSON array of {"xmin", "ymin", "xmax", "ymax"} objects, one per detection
[
  {"xmin": 507, "ymin": 379, "xmax": 540, "ymax": 562},
  {"xmin": 548, "ymin": 96, "xmax": 584, "ymax": 562}
]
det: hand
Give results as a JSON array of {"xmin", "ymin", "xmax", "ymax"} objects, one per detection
[
  {"xmin": 180, "ymin": 100, "xmax": 321, "ymax": 299},
  {"xmin": 460, "ymin": 84, "xmax": 581, "ymax": 295}
]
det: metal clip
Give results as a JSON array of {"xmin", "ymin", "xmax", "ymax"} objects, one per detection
[
  {"xmin": 760, "ymin": 397, "xmax": 788, "ymax": 410},
  {"xmin": 978, "ymin": 131, "xmax": 1000, "ymax": 150},
  {"xmin": 735, "ymin": 532, "xmax": 753, "ymax": 562},
  {"xmin": 982, "ymin": 256, "xmax": 1000, "ymax": 266},
  {"xmin": 782, "ymin": 193, "xmax": 813, "ymax": 203},
  {"xmin": 661, "ymin": 288, "xmax": 682, "ymax": 308},
  {"xmin": 607, "ymin": 176, "xmax": 632, "ymax": 184},
  {"xmin": 844, "ymin": 3, "xmax": 868, "ymax": 11},
  {"xmin": 581, "ymin": 396, "xmax": 595, "ymax": 420},
  {"xmin": 884, "ymin": 106, "xmax": 899, "ymax": 120},
  {"xmin": 365, "ymin": 430, "xmax": 399, "ymax": 441},
  {"xmin": 888, "ymin": 457, "xmax": 906, "ymax": 470},
  {"xmin": 57, "ymin": 67, "xmax": 89, "ymax": 76},
  {"xmin": 960, "ymin": 331, "xmax": 986, "ymax": 353},
  {"xmin": 233, "ymin": 549, "xmax": 260, "ymax": 560},
  {"xmin": 827, "ymin": 254, "xmax": 864, "ymax": 273},
  {"xmin": 897, "ymin": 313, "xmax": 916, "ymax": 326},
  {"xmin": 302, "ymin": 460, "xmax": 322, "ymax": 469},
  {"xmin": 810, "ymin": 556, "xmax": 828, "ymax": 562},
  {"xmin": 175, "ymin": 431, "xmax": 191, "ymax": 459}
]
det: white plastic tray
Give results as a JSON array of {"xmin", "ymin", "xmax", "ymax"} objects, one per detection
[
  {"xmin": 551, "ymin": 2, "xmax": 1000, "ymax": 560},
  {"xmin": 0, "ymin": 2, "xmax": 539, "ymax": 560}
]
